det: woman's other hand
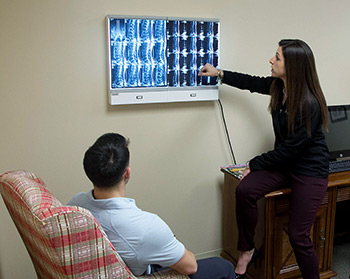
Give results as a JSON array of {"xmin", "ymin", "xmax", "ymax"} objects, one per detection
[{"xmin": 241, "ymin": 166, "xmax": 251, "ymax": 180}]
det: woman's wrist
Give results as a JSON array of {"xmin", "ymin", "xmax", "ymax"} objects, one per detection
[
  {"xmin": 217, "ymin": 69, "xmax": 223, "ymax": 78},
  {"xmin": 217, "ymin": 69, "xmax": 223, "ymax": 83}
]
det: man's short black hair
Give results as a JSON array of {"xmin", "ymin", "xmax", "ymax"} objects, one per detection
[{"xmin": 83, "ymin": 133, "xmax": 130, "ymax": 188}]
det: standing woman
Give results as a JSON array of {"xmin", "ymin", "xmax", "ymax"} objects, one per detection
[{"xmin": 199, "ymin": 39, "xmax": 329, "ymax": 279}]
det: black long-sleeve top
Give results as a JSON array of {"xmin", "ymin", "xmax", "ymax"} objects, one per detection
[{"xmin": 222, "ymin": 71, "xmax": 329, "ymax": 179}]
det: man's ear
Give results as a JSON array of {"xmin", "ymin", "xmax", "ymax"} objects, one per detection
[{"xmin": 124, "ymin": 167, "xmax": 131, "ymax": 182}]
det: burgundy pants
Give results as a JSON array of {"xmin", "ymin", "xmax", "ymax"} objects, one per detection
[{"xmin": 236, "ymin": 170, "xmax": 328, "ymax": 279}]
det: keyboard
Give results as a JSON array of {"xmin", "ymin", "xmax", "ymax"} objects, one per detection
[{"xmin": 329, "ymin": 160, "xmax": 350, "ymax": 173}]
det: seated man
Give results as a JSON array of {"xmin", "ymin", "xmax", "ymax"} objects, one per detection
[{"xmin": 68, "ymin": 133, "xmax": 235, "ymax": 279}]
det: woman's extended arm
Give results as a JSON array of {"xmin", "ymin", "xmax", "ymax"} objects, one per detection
[{"xmin": 199, "ymin": 63, "xmax": 274, "ymax": 95}]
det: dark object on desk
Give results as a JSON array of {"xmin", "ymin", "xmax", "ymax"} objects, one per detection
[
  {"xmin": 324, "ymin": 105, "xmax": 350, "ymax": 163},
  {"xmin": 329, "ymin": 159, "xmax": 350, "ymax": 173}
]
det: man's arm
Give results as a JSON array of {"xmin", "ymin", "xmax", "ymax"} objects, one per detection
[{"xmin": 169, "ymin": 248, "xmax": 198, "ymax": 275}]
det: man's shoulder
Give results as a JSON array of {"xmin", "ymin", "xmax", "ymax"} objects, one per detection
[
  {"xmin": 126, "ymin": 207, "xmax": 162, "ymax": 228},
  {"xmin": 67, "ymin": 191, "xmax": 91, "ymax": 206},
  {"xmin": 118, "ymin": 207, "xmax": 170, "ymax": 240},
  {"xmin": 140, "ymin": 212, "xmax": 175, "ymax": 240}
]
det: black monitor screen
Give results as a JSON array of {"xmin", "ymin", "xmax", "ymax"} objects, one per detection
[{"xmin": 324, "ymin": 105, "xmax": 350, "ymax": 161}]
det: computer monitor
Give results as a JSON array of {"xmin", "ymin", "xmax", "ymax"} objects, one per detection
[
  {"xmin": 324, "ymin": 104, "xmax": 350, "ymax": 161},
  {"xmin": 107, "ymin": 15, "xmax": 220, "ymax": 105}
]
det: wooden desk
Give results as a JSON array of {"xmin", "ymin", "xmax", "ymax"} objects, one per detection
[{"xmin": 221, "ymin": 170, "xmax": 350, "ymax": 279}]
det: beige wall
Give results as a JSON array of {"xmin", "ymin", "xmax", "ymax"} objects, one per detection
[{"xmin": 1, "ymin": 0, "xmax": 350, "ymax": 278}]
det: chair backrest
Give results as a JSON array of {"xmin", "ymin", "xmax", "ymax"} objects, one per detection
[{"xmin": 0, "ymin": 170, "xmax": 135, "ymax": 279}]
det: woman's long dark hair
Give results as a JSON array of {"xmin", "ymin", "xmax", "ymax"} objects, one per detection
[{"xmin": 269, "ymin": 39, "xmax": 328, "ymax": 136}]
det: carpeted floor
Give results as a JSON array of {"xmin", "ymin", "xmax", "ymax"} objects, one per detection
[{"xmin": 332, "ymin": 241, "xmax": 350, "ymax": 278}]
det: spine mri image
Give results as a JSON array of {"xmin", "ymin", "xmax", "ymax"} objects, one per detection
[{"xmin": 109, "ymin": 18, "xmax": 219, "ymax": 89}]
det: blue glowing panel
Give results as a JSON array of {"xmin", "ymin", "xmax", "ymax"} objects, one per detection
[
  {"xmin": 110, "ymin": 18, "xmax": 167, "ymax": 88},
  {"xmin": 109, "ymin": 17, "xmax": 219, "ymax": 89},
  {"xmin": 167, "ymin": 20, "xmax": 219, "ymax": 87}
]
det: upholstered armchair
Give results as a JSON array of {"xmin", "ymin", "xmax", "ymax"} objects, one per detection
[{"xmin": 0, "ymin": 170, "xmax": 189, "ymax": 279}]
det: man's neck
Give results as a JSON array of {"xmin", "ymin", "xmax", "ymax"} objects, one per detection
[{"xmin": 93, "ymin": 183, "xmax": 125, "ymax": 199}]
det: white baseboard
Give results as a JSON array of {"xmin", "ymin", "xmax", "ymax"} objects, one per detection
[{"xmin": 195, "ymin": 249, "xmax": 223, "ymax": 260}]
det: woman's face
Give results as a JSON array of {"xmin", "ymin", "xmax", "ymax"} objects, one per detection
[{"xmin": 269, "ymin": 46, "xmax": 286, "ymax": 82}]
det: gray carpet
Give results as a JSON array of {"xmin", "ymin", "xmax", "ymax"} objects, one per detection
[{"xmin": 332, "ymin": 241, "xmax": 350, "ymax": 278}]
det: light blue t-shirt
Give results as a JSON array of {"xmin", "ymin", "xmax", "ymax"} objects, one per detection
[{"xmin": 67, "ymin": 191, "xmax": 185, "ymax": 276}]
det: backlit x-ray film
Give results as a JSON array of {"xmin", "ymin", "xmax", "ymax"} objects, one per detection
[{"xmin": 108, "ymin": 17, "xmax": 219, "ymax": 89}]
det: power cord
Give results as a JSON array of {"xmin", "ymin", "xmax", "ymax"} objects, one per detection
[{"xmin": 217, "ymin": 99, "xmax": 237, "ymax": 165}]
